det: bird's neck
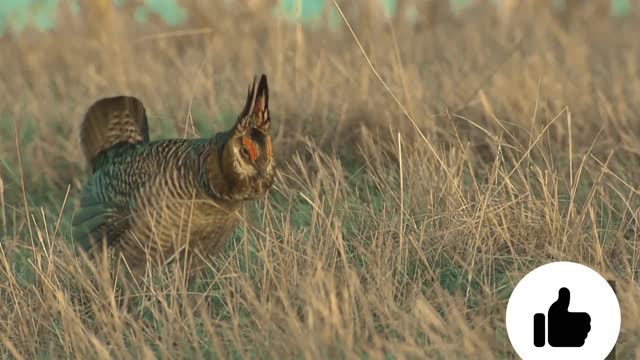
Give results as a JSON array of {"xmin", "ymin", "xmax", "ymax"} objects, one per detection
[{"xmin": 202, "ymin": 135, "xmax": 242, "ymax": 200}]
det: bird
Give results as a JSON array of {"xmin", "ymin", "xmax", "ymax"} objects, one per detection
[{"xmin": 72, "ymin": 74, "xmax": 274, "ymax": 277}]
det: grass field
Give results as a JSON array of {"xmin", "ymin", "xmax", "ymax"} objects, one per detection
[{"xmin": 1, "ymin": 1, "xmax": 640, "ymax": 358}]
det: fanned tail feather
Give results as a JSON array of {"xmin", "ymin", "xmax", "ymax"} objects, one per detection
[{"xmin": 80, "ymin": 96, "xmax": 149, "ymax": 172}]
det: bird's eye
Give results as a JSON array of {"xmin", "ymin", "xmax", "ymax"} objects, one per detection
[
  {"xmin": 241, "ymin": 146, "xmax": 250, "ymax": 159},
  {"xmin": 241, "ymin": 137, "xmax": 258, "ymax": 161}
]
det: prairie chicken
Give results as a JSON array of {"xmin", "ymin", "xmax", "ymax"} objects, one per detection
[{"xmin": 73, "ymin": 74, "xmax": 274, "ymax": 276}]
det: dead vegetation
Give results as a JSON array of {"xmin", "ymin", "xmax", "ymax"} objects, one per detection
[{"xmin": 1, "ymin": 1, "xmax": 639, "ymax": 358}]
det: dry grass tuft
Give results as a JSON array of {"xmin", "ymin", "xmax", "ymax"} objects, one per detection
[{"xmin": 1, "ymin": 1, "xmax": 640, "ymax": 358}]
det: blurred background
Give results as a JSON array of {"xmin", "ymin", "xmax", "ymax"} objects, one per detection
[
  {"xmin": 2, "ymin": 1, "xmax": 640, "ymax": 358},
  {"xmin": 1, "ymin": 0, "xmax": 637, "ymax": 177},
  {"xmin": 0, "ymin": 0, "xmax": 634, "ymax": 34}
]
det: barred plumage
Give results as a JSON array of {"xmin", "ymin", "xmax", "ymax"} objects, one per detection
[{"xmin": 73, "ymin": 74, "xmax": 274, "ymax": 276}]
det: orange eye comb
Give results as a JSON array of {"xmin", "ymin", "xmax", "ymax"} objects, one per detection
[{"xmin": 242, "ymin": 137, "xmax": 257, "ymax": 161}]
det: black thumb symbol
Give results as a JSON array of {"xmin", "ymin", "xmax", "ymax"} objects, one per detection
[
  {"xmin": 547, "ymin": 287, "xmax": 591, "ymax": 347},
  {"xmin": 554, "ymin": 287, "xmax": 570, "ymax": 311}
]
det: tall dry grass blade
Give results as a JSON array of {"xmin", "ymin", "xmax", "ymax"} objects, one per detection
[
  {"xmin": 0, "ymin": 173, "xmax": 5, "ymax": 233},
  {"xmin": 1, "ymin": 336, "xmax": 24, "ymax": 360},
  {"xmin": 14, "ymin": 125, "xmax": 33, "ymax": 244}
]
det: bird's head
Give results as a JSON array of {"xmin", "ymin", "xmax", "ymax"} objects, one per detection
[{"xmin": 213, "ymin": 74, "xmax": 275, "ymax": 200}]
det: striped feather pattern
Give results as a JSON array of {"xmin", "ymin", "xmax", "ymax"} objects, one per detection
[{"xmin": 74, "ymin": 138, "xmax": 243, "ymax": 274}]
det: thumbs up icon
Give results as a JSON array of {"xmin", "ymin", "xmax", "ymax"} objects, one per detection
[{"xmin": 533, "ymin": 287, "xmax": 591, "ymax": 347}]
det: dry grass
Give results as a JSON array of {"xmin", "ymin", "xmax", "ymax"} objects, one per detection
[{"xmin": 1, "ymin": 1, "xmax": 640, "ymax": 358}]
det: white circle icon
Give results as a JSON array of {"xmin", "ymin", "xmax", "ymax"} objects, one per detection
[{"xmin": 506, "ymin": 261, "xmax": 620, "ymax": 360}]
